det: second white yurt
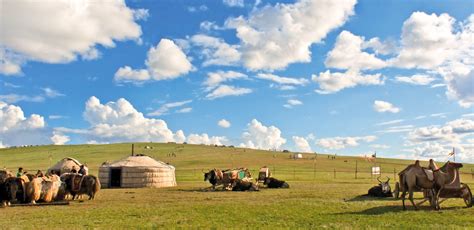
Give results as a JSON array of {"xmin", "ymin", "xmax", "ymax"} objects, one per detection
[{"xmin": 99, "ymin": 155, "xmax": 177, "ymax": 188}]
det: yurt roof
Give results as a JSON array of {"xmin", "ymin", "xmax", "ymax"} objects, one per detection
[
  {"xmin": 104, "ymin": 155, "xmax": 174, "ymax": 169},
  {"xmin": 49, "ymin": 157, "xmax": 82, "ymax": 169}
]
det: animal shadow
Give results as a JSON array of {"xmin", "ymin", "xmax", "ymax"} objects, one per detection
[{"xmin": 344, "ymin": 195, "xmax": 395, "ymax": 202}]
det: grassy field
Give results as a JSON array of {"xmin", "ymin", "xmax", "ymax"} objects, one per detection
[{"xmin": 0, "ymin": 143, "xmax": 473, "ymax": 229}]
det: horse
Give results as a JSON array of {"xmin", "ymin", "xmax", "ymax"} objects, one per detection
[
  {"xmin": 59, "ymin": 173, "xmax": 100, "ymax": 200},
  {"xmin": 400, "ymin": 161, "xmax": 462, "ymax": 210}
]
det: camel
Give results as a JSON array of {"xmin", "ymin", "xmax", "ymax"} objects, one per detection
[{"xmin": 400, "ymin": 160, "xmax": 462, "ymax": 210}]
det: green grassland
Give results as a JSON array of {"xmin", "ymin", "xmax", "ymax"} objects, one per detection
[{"xmin": 0, "ymin": 143, "xmax": 473, "ymax": 229}]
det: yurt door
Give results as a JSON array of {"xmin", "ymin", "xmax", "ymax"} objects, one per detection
[{"xmin": 110, "ymin": 168, "xmax": 122, "ymax": 187}]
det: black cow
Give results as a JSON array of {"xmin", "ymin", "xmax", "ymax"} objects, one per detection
[
  {"xmin": 264, "ymin": 177, "xmax": 289, "ymax": 188},
  {"xmin": 368, "ymin": 177, "xmax": 392, "ymax": 197},
  {"xmin": 231, "ymin": 179, "xmax": 259, "ymax": 191}
]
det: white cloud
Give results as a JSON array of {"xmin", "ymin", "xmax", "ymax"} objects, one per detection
[
  {"xmin": 204, "ymin": 71, "xmax": 247, "ymax": 90},
  {"xmin": 114, "ymin": 66, "xmax": 150, "ymax": 83},
  {"xmin": 0, "ymin": 94, "xmax": 45, "ymax": 103},
  {"xmin": 147, "ymin": 100, "xmax": 192, "ymax": 116},
  {"xmin": 312, "ymin": 69, "xmax": 384, "ymax": 94},
  {"xmin": 0, "ymin": 0, "xmax": 144, "ymax": 75},
  {"xmin": 49, "ymin": 115, "xmax": 67, "ymax": 120},
  {"xmin": 362, "ymin": 37, "xmax": 397, "ymax": 55},
  {"xmin": 223, "ymin": 0, "xmax": 244, "ymax": 7},
  {"xmin": 42, "ymin": 87, "xmax": 65, "ymax": 98},
  {"xmin": 376, "ymin": 119, "xmax": 404, "ymax": 126},
  {"xmin": 376, "ymin": 125, "xmax": 414, "ymax": 134},
  {"xmin": 225, "ymin": 0, "xmax": 356, "ymax": 70},
  {"xmin": 395, "ymin": 74, "xmax": 436, "ymax": 85},
  {"xmin": 218, "ymin": 119, "xmax": 231, "ymax": 128},
  {"xmin": 256, "ymin": 73, "xmax": 309, "ymax": 89},
  {"xmin": 82, "ymin": 96, "xmax": 184, "ymax": 143},
  {"xmin": 316, "ymin": 135, "xmax": 376, "ymax": 150},
  {"xmin": 176, "ymin": 107, "xmax": 192, "ymax": 114},
  {"xmin": 115, "ymin": 39, "xmax": 193, "ymax": 83},
  {"xmin": 325, "ymin": 30, "xmax": 386, "ymax": 70},
  {"xmin": 186, "ymin": 133, "xmax": 227, "ymax": 145},
  {"xmin": 50, "ymin": 132, "xmax": 70, "ymax": 145},
  {"xmin": 0, "ymin": 101, "xmax": 50, "ymax": 146},
  {"xmin": 292, "ymin": 136, "xmax": 312, "ymax": 153},
  {"xmin": 190, "ymin": 34, "xmax": 241, "ymax": 66},
  {"xmin": 370, "ymin": 144, "xmax": 390, "ymax": 149},
  {"xmin": 284, "ymin": 99, "xmax": 303, "ymax": 108},
  {"xmin": 187, "ymin": 5, "xmax": 208, "ymax": 13},
  {"xmin": 206, "ymin": 85, "xmax": 252, "ymax": 100},
  {"xmin": 240, "ymin": 119, "xmax": 286, "ymax": 150},
  {"xmin": 373, "ymin": 100, "xmax": 400, "ymax": 113},
  {"xmin": 407, "ymin": 118, "xmax": 474, "ymax": 143}
]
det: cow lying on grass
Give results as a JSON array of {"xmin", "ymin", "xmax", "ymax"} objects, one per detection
[
  {"xmin": 367, "ymin": 177, "xmax": 392, "ymax": 197},
  {"xmin": 264, "ymin": 177, "xmax": 289, "ymax": 188},
  {"xmin": 231, "ymin": 179, "xmax": 259, "ymax": 191}
]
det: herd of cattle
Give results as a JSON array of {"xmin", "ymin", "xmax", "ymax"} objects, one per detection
[{"xmin": 0, "ymin": 170, "xmax": 100, "ymax": 207}]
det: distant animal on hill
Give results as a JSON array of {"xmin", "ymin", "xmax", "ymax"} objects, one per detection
[
  {"xmin": 59, "ymin": 173, "xmax": 100, "ymax": 200},
  {"xmin": 367, "ymin": 177, "xmax": 392, "ymax": 197},
  {"xmin": 231, "ymin": 179, "xmax": 259, "ymax": 191},
  {"xmin": 264, "ymin": 177, "xmax": 289, "ymax": 188}
]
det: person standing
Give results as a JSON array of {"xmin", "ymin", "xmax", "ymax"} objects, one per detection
[
  {"xmin": 16, "ymin": 167, "xmax": 23, "ymax": 177},
  {"xmin": 78, "ymin": 164, "xmax": 88, "ymax": 175}
]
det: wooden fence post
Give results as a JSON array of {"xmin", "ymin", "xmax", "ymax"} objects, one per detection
[{"xmin": 355, "ymin": 160, "xmax": 358, "ymax": 179}]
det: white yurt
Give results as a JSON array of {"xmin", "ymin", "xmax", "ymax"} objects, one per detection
[
  {"xmin": 99, "ymin": 155, "xmax": 177, "ymax": 188},
  {"xmin": 48, "ymin": 157, "xmax": 82, "ymax": 175}
]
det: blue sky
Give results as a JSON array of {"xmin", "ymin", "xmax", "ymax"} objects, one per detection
[{"xmin": 1, "ymin": 0, "xmax": 473, "ymax": 162}]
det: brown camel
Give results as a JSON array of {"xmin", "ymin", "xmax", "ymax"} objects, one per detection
[{"xmin": 400, "ymin": 161, "xmax": 462, "ymax": 210}]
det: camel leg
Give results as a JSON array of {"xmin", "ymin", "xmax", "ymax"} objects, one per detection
[
  {"xmin": 401, "ymin": 189, "xmax": 407, "ymax": 210},
  {"xmin": 408, "ymin": 187, "xmax": 418, "ymax": 210},
  {"xmin": 435, "ymin": 188, "xmax": 443, "ymax": 210}
]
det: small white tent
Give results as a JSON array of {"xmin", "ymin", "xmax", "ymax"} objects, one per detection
[{"xmin": 99, "ymin": 155, "xmax": 177, "ymax": 188}]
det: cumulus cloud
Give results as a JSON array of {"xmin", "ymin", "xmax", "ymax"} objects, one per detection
[
  {"xmin": 225, "ymin": 0, "xmax": 356, "ymax": 70},
  {"xmin": 325, "ymin": 31, "xmax": 386, "ymax": 70},
  {"xmin": 114, "ymin": 39, "xmax": 193, "ymax": 83},
  {"xmin": 312, "ymin": 69, "xmax": 384, "ymax": 94},
  {"xmin": 206, "ymin": 85, "xmax": 252, "ymax": 100},
  {"xmin": 395, "ymin": 74, "xmax": 436, "ymax": 85},
  {"xmin": 373, "ymin": 100, "xmax": 400, "ymax": 113},
  {"xmin": 186, "ymin": 133, "xmax": 228, "ymax": 145},
  {"xmin": 292, "ymin": 136, "xmax": 312, "ymax": 153},
  {"xmin": 0, "ymin": 101, "xmax": 51, "ymax": 146},
  {"xmin": 316, "ymin": 135, "xmax": 376, "ymax": 150},
  {"xmin": 0, "ymin": 0, "xmax": 144, "ymax": 75},
  {"xmin": 240, "ymin": 119, "xmax": 286, "ymax": 150},
  {"xmin": 190, "ymin": 34, "xmax": 241, "ymax": 66},
  {"xmin": 204, "ymin": 71, "xmax": 248, "ymax": 91},
  {"xmin": 82, "ymin": 96, "xmax": 184, "ymax": 143},
  {"xmin": 408, "ymin": 118, "xmax": 474, "ymax": 143},
  {"xmin": 50, "ymin": 132, "xmax": 70, "ymax": 145},
  {"xmin": 218, "ymin": 119, "xmax": 231, "ymax": 128}
]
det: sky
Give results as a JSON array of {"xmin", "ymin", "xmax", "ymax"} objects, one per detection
[{"xmin": 1, "ymin": 0, "xmax": 473, "ymax": 162}]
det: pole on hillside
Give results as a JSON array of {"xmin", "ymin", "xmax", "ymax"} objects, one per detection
[
  {"xmin": 355, "ymin": 160, "xmax": 358, "ymax": 179},
  {"xmin": 394, "ymin": 168, "xmax": 397, "ymax": 182},
  {"xmin": 313, "ymin": 157, "xmax": 317, "ymax": 180},
  {"xmin": 131, "ymin": 144, "xmax": 134, "ymax": 156}
]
